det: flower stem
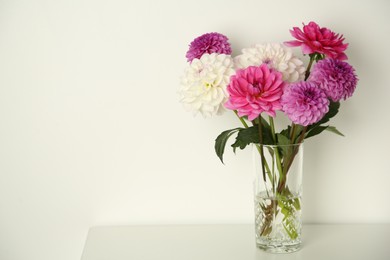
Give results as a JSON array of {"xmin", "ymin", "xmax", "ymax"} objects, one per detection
[
  {"xmin": 268, "ymin": 116, "xmax": 283, "ymax": 182},
  {"xmin": 233, "ymin": 110, "xmax": 249, "ymax": 128},
  {"xmin": 232, "ymin": 111, "xmax": 272, "ymax": 183},
  {"xmin": 296, "ymin": 126, "xmax": 307, "ymax": 144},
  {"xmin": 268, "ymin": 116, "xmax": 277, "ymax": 143},
  {"xmin": 290, "ymin": 123, "xmax": 297, "ymax": 142},
  {"xmin": 304, "ymin": 55, "xmax": 316, "ymax": 80},
  {"xmin": 278, "ymin": 126, "xmax": 307, "ymax": 192},
  {"xmin": 258, "ymin": 115, "xmax": 267, "ymax": 182}
]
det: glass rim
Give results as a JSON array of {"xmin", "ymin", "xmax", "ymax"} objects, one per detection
[{"xmin": 254, "ymin": 142, "xmax": 303, "ymax": 148}]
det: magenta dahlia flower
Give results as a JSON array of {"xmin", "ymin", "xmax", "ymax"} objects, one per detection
[
  {"xmin": 309, "ymin": 58, "xmax": 358, "ymax": 102},
  {"xmin": 285, "ymin": 22, "xmax": 348, "ymax": 60},
  {"xmin": 225, "ymin": 64, "xmax": 285, "ymax": 120},
  {"xmin": 281, "ymin": 82, "xmax": 329, "ymax": 126},
  {"xmin": 186, "ymin": 32, "xmax": 232, "ymax": 62}
]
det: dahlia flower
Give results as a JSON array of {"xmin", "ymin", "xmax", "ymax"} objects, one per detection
[
  {"xmin": 234, "ymin": 43, "xmax": 305, "ymax": 82},
  {"xmin": 285, "ymin": 22, "xmax": 348, "ymax": 60},
  {"xmin": 225, "ymin": 64, "xmax": 285, "ymax": 120},
  {"xmin": 179, "ymin": 53, "xmax": 235, "ymax": 117},
  {"xmin": 186, "ymin": 32, "xmax": 232, "ymax": 62},
  {"xmin": 309, "ymin": 58, "xmax": 358, "ymax": 102},
  {"xmin": 281, "ymin": 81, "xmax": 329, "ymax": 126}
]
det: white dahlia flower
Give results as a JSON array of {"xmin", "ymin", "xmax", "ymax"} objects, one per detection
[
  {"xmin": 234, "ymin": 43, "xmax": 305, "ymax": 82},
  {"xmin": 179, "ymin": 53, "xmax": 235, "ymax": 117}
]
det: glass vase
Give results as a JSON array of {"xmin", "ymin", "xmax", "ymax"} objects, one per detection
[{"xmin": 253, "ymin": 143, "xmax": 303, "ymax": 253}]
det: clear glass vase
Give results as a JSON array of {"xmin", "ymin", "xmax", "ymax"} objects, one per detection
[{"xmin": 253, "ymin": 143, "xmax": 303, "ymax": 253}]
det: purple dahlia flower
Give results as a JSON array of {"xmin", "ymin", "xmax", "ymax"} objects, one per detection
[
  {"xmin": 309, "ymin": 58, "xmax": 358, "ymax": 102},
  {"xmin": 281, "ymin": 81, "xmax": 329, "ymax": 126},
  {"xmin": 186, "ymin": 32, "xmax": 232, "ymax": 62}
]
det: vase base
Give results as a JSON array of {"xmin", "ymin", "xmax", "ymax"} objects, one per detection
[{"xmin": 256, "ymin": 241, "xmax": 301, "ymax": 253}]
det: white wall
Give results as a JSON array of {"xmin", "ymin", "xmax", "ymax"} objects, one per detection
[{"xmin": 0, "ymin": 0, "xmax": 389, "ymax": 259}]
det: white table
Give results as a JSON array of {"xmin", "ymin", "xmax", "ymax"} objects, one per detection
[{"xmin": 81, "ymin": 224, "xmax": 390, "ymax": 260}]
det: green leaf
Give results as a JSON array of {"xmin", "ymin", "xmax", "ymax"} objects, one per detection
[
  {"xmin": 304, "ymin": 102, "xmax": 342, "ymax": 140},
  {"xmin": 326, "ymin": 126, "xmax": 345, "ymax": 137},
  {"xmin": 254, "ymin": 116, "xmax": 273, "ymax": 144},
  {"xmin": 214, "ymin": 128, "xmax": 241, "ymax": 164},
  {"xmin": 307, "ymin": 101, "xmax": 340, "ymax": 134},
  {"xmin": 275, "ymin": 133, "xmax": 291, "ymax": 157},
  {"xmin": 259, "ymin": 115, "xmax": 271, "ymax": 130},
  {"xmin": 231, "ymin": 124, "xmax": 274, "ymax": 152},
  {"xmin": 279, "ymin": 126, "xmax": 291, "ymax": 140},
  {"xmin": 231, "ymin": 126, "xmax": 260, "ymax": 151},
  {"xmin": 293, "ymin": 198, "xmax": 301, "ymax": 211},
  {"xmin": 293, "ymin": 125, "xmax": 305, "ymax": 142},
  {"xmin": 279, "ymin": 124, "xmax": 305, "ymax": 143},
  {"xmin": 306, "ymin": 125, "xmax": 345, "ymax": 139},
  {"xmin": 276, "ymin": 133, "xmax": 290, "ymax": 145},
  {"xmin": 305, "ymin": 126, "xmax": 328, "ymax": 139},
  {"xmin": 277, "ymin": 193, "xmax": 300, "ymax": 240},
  {"xmin": 316, "ymin": 101, "xmax": 340, "ymax": 125}
]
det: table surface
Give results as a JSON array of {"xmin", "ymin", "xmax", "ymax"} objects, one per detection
[{"xmin": 81, "ymin": 224, "xmax": 390, "ymax": 260}]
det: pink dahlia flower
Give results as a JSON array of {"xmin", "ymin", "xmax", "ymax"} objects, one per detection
[
  {"xmin": 186, "ymin": 32, "xmax": 232, "ymax": 62},
  {"xmin": 285, "ymin": 22, "xmax": 348, "ymax": 60},
  {"xmin": 225, "ymin": 64, "xmax": 285, "ymax": 120},
  {"xmin": 281, "ymin": 82, "xmax": 329, "ymax": 126},
  {"xmin": 309, "ymin": 58, "xmax": 358, "ymax": 102}
]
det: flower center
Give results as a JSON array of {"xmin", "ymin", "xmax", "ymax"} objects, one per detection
[
  {"xmin": 252, "ymin": 81, "xmax": 264, "ymax": 98},
  {"xmin": 263, "ymin": 58, "xmax": 272, "ymax": 65},
  {"xmin": 303, "ymin": 89, "xmax": 316, "ymax": 103},
  {"xmin": 204, "ymin": 81, "xmax": 214, "ymax": 89}
]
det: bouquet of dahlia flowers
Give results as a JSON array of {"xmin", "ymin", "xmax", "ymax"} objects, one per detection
[
  {"xmin": 179, "ymin": 22, "xmax": 358, "ymax": 243},
  {"xmin": 179, "ymin": 21, "xmax": 357, "ymax": 162}
]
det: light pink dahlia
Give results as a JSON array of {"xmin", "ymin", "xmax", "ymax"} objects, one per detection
[
  {"xmin": 225, "ymin": 64, "xmax": 285, "ymax": 120},
  {"xmin": 234, "ymin": 43, "xmax": 306, "ymax": 82},
  {"xmin": 309, "ymin": 58, "xmax": 358, "ymax": 102},
  {"xmin": 186, "ymin": 32, "xmax": 232, "ymax": 62},
  {"xmin": 281, "ymin": 81, "xmax": 329, "ymax": 126},
  {"xmin": 285, "ymin": 21, "xmax": 348, "ymax": 60}
]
